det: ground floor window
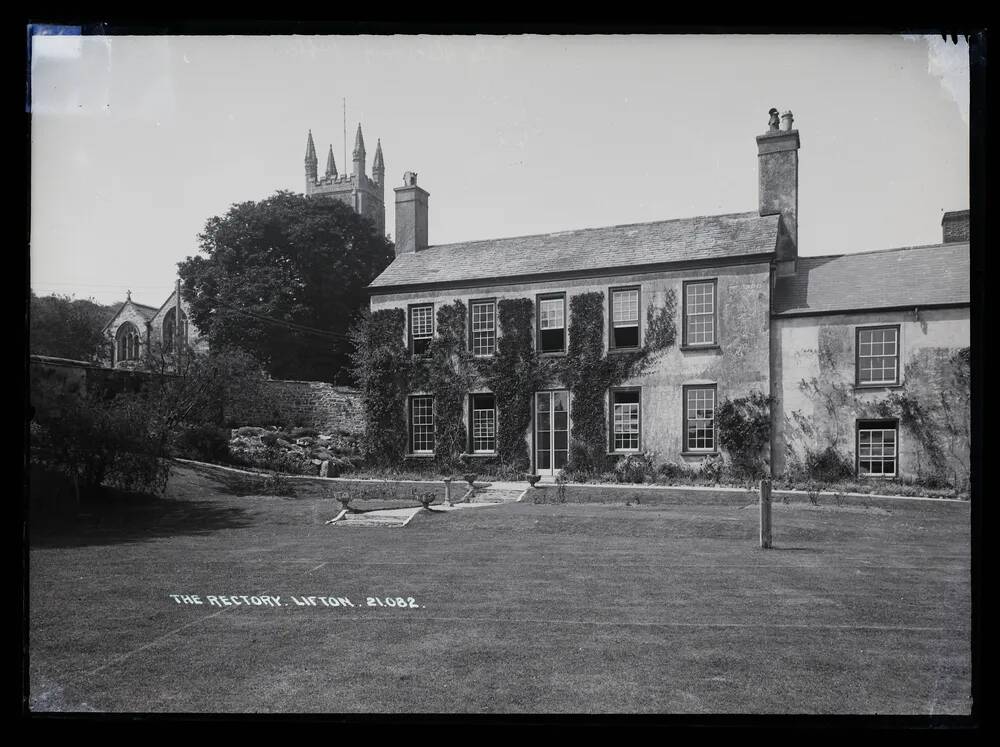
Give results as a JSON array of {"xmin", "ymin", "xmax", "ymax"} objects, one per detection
[
  {"xmin": 610, "ymin": 388, "xmax": 641, "ymax": 452},
  {"xmin": 470, "ymin": 393, "xmax": 496, "ymax": 454},
  {"xmin": 684, "ymin": 385, "xmax": 716, "ymax": 452},
  {"xmin": 857, "ymin": 420, "xmax": 897, "ymax": 477},
  {"xmin": 535, "ymin": 390, "xmax": 570, "ymax": 474},
  {"xmin": 409, "ymin": 395, "xmax": 435, "ymax": 454}
]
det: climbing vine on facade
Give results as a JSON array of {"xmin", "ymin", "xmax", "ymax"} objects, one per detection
[
  {"xmin": 348, "ymin": 308, "xmax": 409, "ymax": 465},
  {"xmin": 353, "ymin": 288, "xmax": 678, "ymax": 476},
  {"xmin": 716, "ymin": 390, "xmax": 774, "ymax": 479}
]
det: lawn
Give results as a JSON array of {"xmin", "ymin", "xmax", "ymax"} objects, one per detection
[{"xmin": 28, "ymin": 463, "xmax": 971, "ymax": 715}]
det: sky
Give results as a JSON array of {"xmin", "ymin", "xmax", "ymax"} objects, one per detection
[{"xmin": 29, "ymin": 33, "xmax": 970, "ymax": 306}]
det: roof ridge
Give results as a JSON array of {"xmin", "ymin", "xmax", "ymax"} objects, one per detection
[
  {"xmin": 417, "ymin": 210, "xmax": 765, "ymax": 253},
  {"xmin": 800, "ymin": 241, "xmax": 969, "ymax": 261}
]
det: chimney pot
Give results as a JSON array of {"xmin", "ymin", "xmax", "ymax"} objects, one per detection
[
  {"xmin": 780, "ymin": 110, "xmax": 794, "ymax": 132},
  {"xmin": 941, "ymin": 210, "xmax": 970, "ymax": 243}
]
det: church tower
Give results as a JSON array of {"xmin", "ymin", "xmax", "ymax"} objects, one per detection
[{"xmin": 303, "ymin": 123, "xmax": 386, "ymax": 237}]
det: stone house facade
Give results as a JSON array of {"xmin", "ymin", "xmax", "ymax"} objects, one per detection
[
  {"xmin": 365, "ymin": 109, "xmax": 970, "ymax": 484},
  {"xmin": 771, "ymin": 233, "xmax": 970, "ymax": 487}
]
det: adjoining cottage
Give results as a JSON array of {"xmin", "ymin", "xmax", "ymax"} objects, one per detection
[{"xmin": 365, "ymin": 110, "xmax": 970, "ymax": 485}]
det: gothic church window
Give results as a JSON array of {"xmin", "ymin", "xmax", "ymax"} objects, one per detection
[{"xmin": 116, "ymin": 322, "xmax": 140, "ymax": 363}]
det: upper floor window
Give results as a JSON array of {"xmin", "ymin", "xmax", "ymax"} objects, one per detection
[
  {"xmin": 470, "ymin": 299, "xmax": 496, "ymax": 357},
  {"xmin": 470, "ymin": 393, "xmax": 497, "ymax": 454},
  {"xmin": 684, "ymin": 384, "xmax": 717, "ymax": 452},
  {"xmin": 857, "ymin": 420, "xmax": 897, "ymax": 477},
  {"xmin": 610, "ymin": 287, "xmax": 640, "ymax": 350},
  {"xmin": 610, "ymin": 388, "xmax": 641, "ymax": 452},
  {"xmin": 409, "ymin": 395, "xmax": 435, "ymax": 454},
  {"xmin": 409, "ymin": 304, "xmax": 434, "ymax": 356},
  {"xmin": 683, "ymin": 280, "xmax": 717, "ymax": 347},
  {"xmin": 856, "ymin": 325, "xmax": 900, "ymax": 386},
  {"xmin": 537, "ymin": 293, "xmax": 566, "ymax": 354}
]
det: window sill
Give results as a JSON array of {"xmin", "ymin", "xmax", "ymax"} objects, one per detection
[
  {"xmin": 680, "ymin": 344, "xmax": 721, "ymax": 353},
  {"xmin": 404, "ymin": 453, "xmax": 436, "ymax": 459},
  {"xmin": 464, "ymin": 453, "xmax": 497, "ymax": 458},
  {"xmin": 680, "ymin": 451, "xmax": 720, "ymax": 457},
  {"xmin": 608, "ymin": 450, "xmax": 642, "ymax": 456},
  {"xmin": 538, "ymin": 351, "xmax": 567, "ymax": 358},
  {"xmin": 854, "ymin": 383, "xmax": 903, "ymax": 391},
  {"xmin": 608, "ymin": 347, "xmax": 642, "ymax": 355}
]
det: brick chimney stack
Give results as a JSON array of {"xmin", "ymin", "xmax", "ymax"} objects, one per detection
[
  {"xmin": 941, "ymin": 210, "xmax": 970, "ymax": 243},
  {"xmin": 394, "ymin": 172, "xmax": 429, "ymax": 255},
  {"xmin": 757, "ymin": 108, "xmax": 800, "ymax": 276}
]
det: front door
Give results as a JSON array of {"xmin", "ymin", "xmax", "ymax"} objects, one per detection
[{"xmin": 535, "ymin": 390, "xmax": 570, "ymax": 476}]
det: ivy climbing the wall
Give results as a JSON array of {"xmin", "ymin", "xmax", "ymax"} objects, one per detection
[
  {"xmin": 352, "ymin": 287, "xmax": 677, "ymax": 478},
  {"xmin": 484, "ymin": 298, "xmax": 539, "ymax": 474},
  {"xmin": 410, "ymin": 300, "xmax": 482, "ymax": 469},
  {"xmin": 559, "ymin": 289, "xmax": 676, "ymax": 476},
  {"xmin": 715, "ymin": 390, "xmax": 774, "ymax": 480},
  {"xmin": 347, "ymin": 308, "xmax": 410, "ymax": 465}
]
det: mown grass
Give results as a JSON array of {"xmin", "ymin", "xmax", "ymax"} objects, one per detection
[{"xmin": 28, "ymin": 463, "xmax": 971, "ymax": 714}]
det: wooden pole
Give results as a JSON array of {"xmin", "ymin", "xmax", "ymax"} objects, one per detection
[{"xmin": 760, "ymin": 478, "xmax": 772, "ymax": 549}]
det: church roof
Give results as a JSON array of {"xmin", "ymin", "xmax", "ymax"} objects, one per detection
[
  {"xmin": 772, "ymin": 242, "xmax": 970, "ymax": 316},
  {"xmin": 101, "ymin": 299, "xmax": 159, "ymax": 334},
  {"xmin": 369, "ymin": 211, "xmax": 780, "ymax": 290}
]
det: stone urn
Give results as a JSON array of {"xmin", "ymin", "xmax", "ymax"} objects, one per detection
[
  {"xmin": 526, "ymin": 474, "xmax": 541, "ymax": 488},
  {"xmin": 419, "ymin": 491, "xmax": 435, "ymax": 510},
  {"xmin": 336, "ymin": 491, "xmax": 352, "ymax": 512},
  {"xmin": 463, "ymin": 473, "xmax": 478, "ymax": 487}
]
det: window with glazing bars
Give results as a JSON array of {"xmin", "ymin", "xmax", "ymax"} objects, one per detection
[
  {"xmin": 684, "ymin": 281, "xmax": 716, "ymax": 346},
  {"xmin": 471, "ymin": 393, "xmax": 496, "ymax": 453},
  {"xmin": 611, "ymin": 288, "xmax": 640, "ymax": 349},
  {"xmin": 857, "ymin": 422, "xmax": 897, "ymax": 477},
  {"xmin": 857, "ymin": 326, "xmax": 899, "ymax": 385},
  {"xmin": 410, "ymin": 396, "xmax": 435, "ymax": 453},
  {"xmin": 470, "ymin": 300, "xmax": 496, "ymax": 356},
  {"xmin": 611, "ymin": 389, "xmax": 641, "ymax": 451},
  {"xmin": 409, "ymin": 305, "xmax": 434, "ymax": 355},
  {"xmin": 685, "ymin": 386, "xmax": 716, "ymax": 451},
  {"xmin": 537, "ymin": 295, "xmax": 566, "ymax": 353}
]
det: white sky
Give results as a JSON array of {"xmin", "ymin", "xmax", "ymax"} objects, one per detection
[{"xmin": 29, "ymin": 34, "xmax": 970, "ymax": 306}]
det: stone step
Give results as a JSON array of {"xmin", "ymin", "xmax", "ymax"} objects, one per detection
[{"xmin": 468, "ymin": 489, "xmax": 525, "ymax": 504}]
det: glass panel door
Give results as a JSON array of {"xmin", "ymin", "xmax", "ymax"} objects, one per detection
[{"xmin": 535, "ymin": 390, "xmax": 570, "ymax": 476}]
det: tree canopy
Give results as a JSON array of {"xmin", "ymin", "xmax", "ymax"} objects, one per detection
[
  {"xmin": 29, "ymin": 292, "xmax": 116, "ymax": 363},
  {"xmin": 178, "ymin": 191, "xmax": 394, "ymax": 382}
]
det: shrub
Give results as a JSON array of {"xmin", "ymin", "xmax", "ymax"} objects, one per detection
[
  {"xmin": 30, "ymin": 389, "xmax": 172, "ymax": 501},
  {"xmin": 700, "ymin": 454, "xmax": 726, "ymax": 484},
  {"xmin": 290, "ymin": 427, "xmax": 319, "ymax": 439},
  {"xmin": 804, "ymin": 446, "xmax": 854, "ymax": 483},
  {"xmin": 236, "ymin": 426, "xmax": 266, "ymax": 437},
  {"xmin": 613, "ymin": 452, "xmax": 655, "ymax": 484},
  {"xmin": 172, "ymin": 423, "xmax": 231, "ymax": 463},
  {"xmin": 656, "ymin": 461, "xmax": 697, "ymax": 483},
  {"xmin": 716, "ymin": 391, "xmax": 773, "ymax": 478}
]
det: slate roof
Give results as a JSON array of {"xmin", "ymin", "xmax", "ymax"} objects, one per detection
[
  {"xmin": 772, "ymin": 242, "xmax": 970, "ymax": 316},
  {"xmin": 369, "ymin": 211, "xmax": 780, "ymax": 289}
]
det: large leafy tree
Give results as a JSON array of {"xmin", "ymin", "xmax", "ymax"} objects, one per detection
[
  {"xmin": 29, "ymin": 292, "xmax": 116, "ymax": 362},
  {"xmin": 179, "ymin": 191, "xmax": 394, "ymax": 382}
]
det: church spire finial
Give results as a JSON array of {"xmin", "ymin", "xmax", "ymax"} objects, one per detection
[
  {"xmin": 325, "ymin": 144, "xmax": 337, "ymax": 178},
  {"xmin": 353, "ymin": 123, "xmax": 365, "ymax": 158},
  {"xmin": 352, "ymin": 123, "xmax": 366, "ymax": 178},
  {"xmin": 305, "ymin": 130, "xmax": 318, "ymax": 185},
  {"xmin": 305, "ymin": 130, "xmax": 317, "ymax": 162},
  {"xmin": 126, "ymin": 289, "xmax": 131, "ymax": 302}
]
